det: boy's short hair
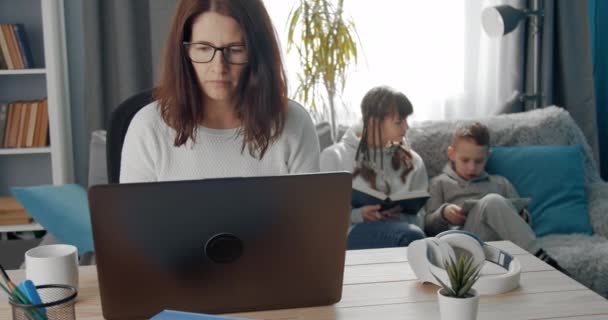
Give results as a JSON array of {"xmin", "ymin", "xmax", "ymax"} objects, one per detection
[{"xmin": 452, "ymin": 122, "xmax": 490, "ymax": 147}]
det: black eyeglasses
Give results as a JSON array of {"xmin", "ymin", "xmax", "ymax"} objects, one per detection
[{"xmin": 183, "ymin": 42, "xmax": 248, "ymax": 65}]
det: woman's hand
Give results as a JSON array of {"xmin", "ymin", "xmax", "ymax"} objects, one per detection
[{"xmin": 442, "ymin": 204, "xmax": 466, "ymax": 225}]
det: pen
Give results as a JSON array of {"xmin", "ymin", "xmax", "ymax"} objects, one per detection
[
  {"xmin": 0, "ymin": 263, "xmax": 16, "ymax": 291},
  {"xmin": 0, "ymin": 264, "xmax": 47, "ymax": 320}
]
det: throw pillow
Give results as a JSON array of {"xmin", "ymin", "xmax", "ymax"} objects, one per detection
[
  {"xmin": 486, "ymin": 145, "xmax": 592, "ymax": 237},
  {"xmin": 11, "ymin": 184, "xmax": 93, "ymax": 253}
]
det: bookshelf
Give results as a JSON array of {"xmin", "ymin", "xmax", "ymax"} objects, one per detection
[
  {"xmin": 0, "ymin": 68, "xmax": 46, "ymax": 75},
  {"xmin": 0, "ymin": 223, "xmax": 43, "ymax": 235},
  {"xmin": 0, "ymin": 0, "xmax": 73, "ymax": 236}
]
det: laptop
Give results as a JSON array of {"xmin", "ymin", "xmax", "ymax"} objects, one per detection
[{"xmin": 88, "ymin": 172, "xmax": 351, "ymax": 320}]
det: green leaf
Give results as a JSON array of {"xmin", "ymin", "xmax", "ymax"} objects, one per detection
[
  {"xmin": 431, "ymin": 270, "xmax": 456, "ymax": 297},
  {"xmin": 287, "ymin": 6, "xmax": 302, "ymax": 47},
  {"xmin": 283, "ymin": 0, "xmax": 359, "ymax": 134},
  {"xmin": 435, "ymin": 254, "xmax": 483, "ymax": 298}
]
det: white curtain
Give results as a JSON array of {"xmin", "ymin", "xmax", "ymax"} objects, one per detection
[
  {"xmin": 264, "ymin": 0, "xmax": 525, "ymax": 123},
  {"xmin": 464, "ymin": 0, "xmax": 526, "ymax": 117}
]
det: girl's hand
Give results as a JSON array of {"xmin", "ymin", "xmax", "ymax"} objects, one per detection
[
  {"xmin": 361, "ymin": 205, "xmax": 383, "ymax": 222},
  {"xmin": 442, "ymin": 204, "xmax": 466, "ymax": 225},
  {"xmin": 380, "ymin": 205, "xmax": 402, "ymax": 220}
]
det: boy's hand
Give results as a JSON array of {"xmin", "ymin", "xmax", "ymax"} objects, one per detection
[
  {"xmin": 442, "ymin": 204, "xmax": 466, "ymax": 225},
  {"xmin": 361, "ymin": 205, "xmax": 383, "ymax": 222}
]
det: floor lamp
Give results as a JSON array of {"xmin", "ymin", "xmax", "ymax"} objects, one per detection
[{"xmin": 481, "ymin": 1, "xmax": 545, "ymax": 109}]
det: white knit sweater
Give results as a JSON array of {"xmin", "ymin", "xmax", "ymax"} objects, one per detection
[
  {"xmin": 120, "ymin": 100, "xmax": 320, "ymax": 183},
  {"xmin": 320, "ymin": 122, "xmax": 429, "ymax": 228}
]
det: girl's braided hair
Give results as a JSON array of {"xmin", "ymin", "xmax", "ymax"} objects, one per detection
[{"xmin": 353, "ymin": 86, "xmax": 415, "ymax": 192}]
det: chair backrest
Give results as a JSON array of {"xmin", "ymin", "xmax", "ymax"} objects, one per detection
[
  {"xmin": 315, "ymin": 121, "xmax": 333, "ymax": 151},
  {"xmin": 106, "ymin": 89, "xmax": 154, "ymax": 184}
]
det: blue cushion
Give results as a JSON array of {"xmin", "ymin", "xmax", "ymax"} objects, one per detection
[
  {"xmin": 11, "ymin": 184, "xmax": 93, "ymax": 253},
  {"xmin": 486, "ymin": 145, "xmax": 592, "ymax": 237}
]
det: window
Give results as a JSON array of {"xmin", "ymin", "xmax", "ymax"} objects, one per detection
[{"xmin": 265, "ymin": 0, "xmax": 467, "ymax": 124}]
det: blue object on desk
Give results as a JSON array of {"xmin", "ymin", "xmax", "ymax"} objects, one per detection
[
  {"xmin": 17, "ymin": 280, "xmax": 47, "ymax": 319},
  {"xmin": 11, "ymin": 184, "xmax": 94, "ymax": 253},
  {"xmin": 17, "ymin": 280, "xmax": 42, "ymax": 305},
  {"xmin": 151, "ymin": 310, "xmax": 246, "ymax": 320}
]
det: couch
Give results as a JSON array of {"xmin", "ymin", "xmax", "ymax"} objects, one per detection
[
  {"xmin": 34, "ymin": 106, "xmax": 608, "ymax": 297},
  {"xmin": 407, "ymin": 106, "xmax": 608, "ymax": 297}
]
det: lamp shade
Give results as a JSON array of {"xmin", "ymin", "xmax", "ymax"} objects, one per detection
[{"xmin": 482, "ymin": 5, "xmax": 526, "ymax": 37}]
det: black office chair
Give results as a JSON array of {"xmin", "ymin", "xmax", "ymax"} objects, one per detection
[{"xmin": 106, "ymin": 88, "xmax": 155, "ymax": 184}]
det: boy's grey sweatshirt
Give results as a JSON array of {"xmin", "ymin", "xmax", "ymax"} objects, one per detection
[{"xmin": 424, "ymin": 163, "xmax": 519, "ymax": 236}]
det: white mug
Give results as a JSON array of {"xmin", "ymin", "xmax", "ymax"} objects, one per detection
[{"xmin": 25, "ymin": 244, "xmax": 79, "ymax": 290}]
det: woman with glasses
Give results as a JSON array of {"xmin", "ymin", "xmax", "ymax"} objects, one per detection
[{"xmin": 120, "ymin": 0, "xmax": 320, "ymax": 182}]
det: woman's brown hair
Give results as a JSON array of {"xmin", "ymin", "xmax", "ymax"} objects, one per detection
[
  {"xmin": 353, "ymin": 86, "xmax": 414, "ymax": 192},
  {"xmin": 155, "ymin": 0, "xmax": 287, "ymax": 158}
]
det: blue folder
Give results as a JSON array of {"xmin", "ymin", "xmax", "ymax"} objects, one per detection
[{"xmin": 151, "ymin": 310, "xmax": 246, "ymax": 320}]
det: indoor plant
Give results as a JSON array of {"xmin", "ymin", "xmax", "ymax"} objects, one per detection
[
  {"xmin": 286, "ymin": 0, "xmax": 359, "ymax": 138},
  {"xmin": 433, "ymin": 255, "xmax": 482, "ymax": 320}
]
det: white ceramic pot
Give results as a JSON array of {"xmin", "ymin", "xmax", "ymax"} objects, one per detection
[{"xmin": 437, "ymin": 288, "xmax": 479, "ymax": 320}]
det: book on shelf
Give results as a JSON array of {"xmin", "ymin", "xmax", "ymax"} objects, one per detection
[
  {"xmin": 0, "ymin": 196, "xmax": 25, "ymax": 212},
  {"xmin": 0, "ymin": 23, "xmax": 34, "ymax": 70},
  {"xmin": 0, "ymin": 196, "xmax": 33, "ymax": 225},
  {"xmin": 1, "ymin": 24, "xmax": 22, "ymax": 69},
  {"xmin": 0, "ymin": 212, "xmax": 32, "ymax": 225},
  {"xmin": 25, "ymin": 101, "xmax": 38, "ymax": 147},
  {"xmin": 38, "ymin": 99, "xmax": 49, "ymax": 147},
  {"xmin": 6, "ymin": 102, "xmax": 20, "ymax": 147},
  {"xmin": 16, "ymin": 102, "xmax": 28, "ymax": 147},
  {"xmin": 0, "ymin": 44, "xmax": 6, "ymax": 69},
  {"xmin": 7, "ymin": 102, "xmax": 21, "ymax": 147},
  {"xmin": 2, "ymin": 102, "xmax": 11, "ymax": 147},
  {"xmin": 12, "ymin": 24, "xmax": 34, "ymax": 69},
  {"xmin": 0, "ymin": 218, "xmax": 32, "ymax": 225},
  {"xmin": 0, "ymin": 103, "xmax": 7, "ymax": 145},
  {"xmin": 1, "ymin": 99, "xmax": 48, "ymax": 149},
  {"xmin": 0, "ymin": 24, "xmax": 14, "ymax": 69},
  {"xmin": 351, "ymin": 183, "xmax": 430, "ymax": 214},
  {"xmin": 0, "ymin": 27, "xmax": 12, "ymax": 69}
]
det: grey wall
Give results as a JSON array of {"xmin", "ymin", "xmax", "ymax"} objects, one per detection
[
  {"xmin": 64, "ymin": 0, "xmax": 87, "ymax": 187},
  {"xmin": 149, "ymin": 0, "xmax": 178, "ymax": 82},
  {"xmin": 64, "ymin": 0, "xmax": 176, "ymax": 186}
]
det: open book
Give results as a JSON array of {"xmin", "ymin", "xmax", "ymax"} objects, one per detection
[{"xmin": 351, "ymin": 184, "xmax": 430, "ymax": 213}]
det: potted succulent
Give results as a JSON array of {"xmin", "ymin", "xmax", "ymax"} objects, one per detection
[{"xmin": 433, "ymin": 255, "xmax": 482, "ymax": 320}]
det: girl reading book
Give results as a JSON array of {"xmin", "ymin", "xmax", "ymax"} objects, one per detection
[{"xmin": 321, "ymin": 86, "xmax": 428, "ymax": 249}]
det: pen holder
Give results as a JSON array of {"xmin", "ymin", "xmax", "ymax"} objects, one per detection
[{"xmin": 9, "ymin": 284, "xmax": 77, "ymax": 320}]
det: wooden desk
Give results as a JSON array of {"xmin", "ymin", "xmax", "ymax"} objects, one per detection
[{"xmin": 2, "ymin": 241, "xmax": 607, "ymax": 319}]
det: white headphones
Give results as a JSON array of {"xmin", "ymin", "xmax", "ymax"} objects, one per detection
[{"xmin": 407, "ymin": 230, "xmax": 521, "ymax": 295}]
